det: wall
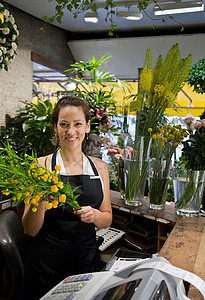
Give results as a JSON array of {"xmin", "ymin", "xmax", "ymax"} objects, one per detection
[
  {"xmin": 0, "ymin": 2, "xmax": 74, "ymax": 125},
  {"xmin": 68, "ymin": 33, "xmax": 205, "ymax": 79}
]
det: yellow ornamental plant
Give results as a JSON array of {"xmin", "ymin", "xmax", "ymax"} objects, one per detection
[
  {"xmin": 149, "ymin": 124, "xmax": 188, "ymax": 208},
  {"xmin": 0, "ymin": 143, "xmax": 81, "ymax": 212}
]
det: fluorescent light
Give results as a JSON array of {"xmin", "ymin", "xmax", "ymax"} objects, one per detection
[
  {"xmin": 117, "ymin": 11, "xmax": 143, "ymax": 20},
  {"xmin": 154, "ymin": 1, "xmax": 204, "ymax": 15},
  {"xmin": 84, "ymin": 12, "xmax": 98, "ymax": 23}
]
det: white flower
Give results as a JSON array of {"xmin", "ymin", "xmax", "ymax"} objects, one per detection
[
  {"xmin": 1, "ymin": 47, "xmax": 7, "ymax": 54},
  {"xmin": 0, "ymin": 38, "xmax": 6, "ymax": 43},
  {"xmin": 9, "ymin": 49, "xmax": 14, "ymax": 56},
  {"xmin": 9, "ymin": 15, "xmax": 15, "ymax": 24},
  {"xmin": 2, "ymin": 27, "xmax": 10, "ymax": 35},
  {"xmin": 3, "ymin": 9, "xmax": 10, "ymax": 17},
  {"xmin": 0, "ymin": 4, "xmax": 18, "ymax": 71},
  {"xmin": 11, "ymin": 42, "xmax": 17, "ymax": 51}
]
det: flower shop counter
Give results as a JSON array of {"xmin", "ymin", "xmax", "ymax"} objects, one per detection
[{"xmin": 110, "ymin": 190, "xmax": 205, "ymax": 299}]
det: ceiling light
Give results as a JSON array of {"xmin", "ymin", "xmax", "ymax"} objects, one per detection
[
  {"xmin": 84, "ymin": 12, "xmax": 98, "ymax": 23},
  {"xmin": 154, "ymin": 1, "xmax": 204, "ymax": 15},
  {"xmin": 117, "ymin": 11, "xmax": 143, "ymax": 20}
]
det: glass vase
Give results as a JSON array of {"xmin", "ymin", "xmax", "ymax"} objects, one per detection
[
  {"xmin": 148, "ymin": 158, "xmax": 171, "ymax": 210},
  {"xmin": 173, "ymin": 167, "xmax": 205, "ymax": 216},
  {"xmin": 119, "ymin": 160, "xmax": 125, "ymax": 199},
  {"xmin": 124, "ymin": 136, "xmax": 151, "ymax": 206}
]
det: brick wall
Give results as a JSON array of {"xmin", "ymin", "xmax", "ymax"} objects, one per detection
[{"xmin": 0, "ymin": 2, "xmax": 74, "ymax": 125}]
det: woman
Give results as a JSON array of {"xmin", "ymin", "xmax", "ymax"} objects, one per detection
[{"xmin": 19, "ymin": 96, "xmax": 112, "ymax": 300}]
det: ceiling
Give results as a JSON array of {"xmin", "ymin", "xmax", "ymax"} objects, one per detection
[{"xmin": 4, "ymin": 0, "xmax": 205, "ymax": 39}]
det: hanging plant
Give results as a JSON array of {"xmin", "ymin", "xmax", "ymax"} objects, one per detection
[
  {"xmin": 187, "ymin": 58, "xmax": 205, "ymax": 94},
  {"xmin": 0, "ymin": 2, "xmax": 19, "ymax": 71},
  {"xmin": 41, "ymin": 0, "xmax": 150, "ymax": 36}
]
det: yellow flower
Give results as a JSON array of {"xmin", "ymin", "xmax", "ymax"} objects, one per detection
[
  {"xmin": 160, "ymin": 142, "xmax": 165, "ymax": 146},
  {"xmin": 32, "ymin": 207, "xmax": 37, "ymax": 213},
  {"xmin": 51, "ymin": 199, "xmax": 58, "ymax": 208},
  {"xmin": 37, "ymin": 168, "xmax": 44, "ymax": 175},
  {"xmin": 55, "ymin": 165, "xmax": 61, "ymax": 171},
  {"xmin": 148, "ymin": 128, "xmax": 152, "ymax": 132},
  {"xmin": 57, "ymin": 181, "xmax": 64, "ymax": 189},
  {"xmin": 45, "ymin": 202, "xmax": 52, "ymax": 210},
  {"xmin": 52, "ymin": 175, "xmax": 58, "ymax": 184},
  {"xmin": 152, "ymin": 134, "xmax": 157, "ymax": 139},
  {"xmin": 51, "ymin": 185, "xmax": 58, "ymax": 193},
  {"xmin": 30, "ymin": 163, "xmax": 37, "ymax": 169},
  {"xmin": 43, "ymin": 174, "xmax": 49, "ymax": 182},
  {"xmin": 24, "ymin": 197, "xmax": 30, "ymax": 204},
  {"xmin": 59, "ymin": 194, "xmax": 66, "ymax": 203},
  {"xmin": 174, "ymin": 142, "xmax": 178, "ymax": 148}
]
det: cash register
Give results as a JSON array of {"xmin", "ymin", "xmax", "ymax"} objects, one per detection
[{"xmin": 40, "ymin": 256, "xmax": 205, "ymax": 300}]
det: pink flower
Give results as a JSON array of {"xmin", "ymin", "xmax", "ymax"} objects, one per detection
[
  {"xmin": 201, "ymin": 119, "xmax": 205, "ymax": 126},
  {"xmin": 194, "ymin": 122, "xmax": 203, "ymax": 129},
  {"xmin": 125, "ymin": 146, "xmax": 134, "ymax": 159},
  {"xmin": 184, "ymin": 117, "xmax": 194, "ymax": 124},
  {"xmin": 102, "ymin": 137, "xmax": 110, "ymax": 148},
  {"xmin": 96, "ymin": 108, "xmax": 106, "ymax": 120},
  {"xmin": 114, "ymin": 154, "xmax": 123, "ymax": 160},
  {"xmin": 107, "ymin": 148, "xmax": 118, "ymax": 155}
]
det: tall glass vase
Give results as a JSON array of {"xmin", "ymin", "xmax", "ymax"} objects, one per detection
[
  {"xmin": 148, "ymin": 158, "xmax": 171, "ymax": 210},
  {"xmin": 173, "ymin": 166, "xmax": 205, "ymax": 216},
  {"xmin": 124, "ymin": 136, "xmax": 151, "ymax": 206}
]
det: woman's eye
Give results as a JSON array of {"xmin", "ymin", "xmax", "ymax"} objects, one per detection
[
  {"xmin": 75, "ymin": 122, "xmax": 82, "ymax": 127},
  {"xmin": 60, "ymin": 123, "xmax": 68, "ymax": 128}
]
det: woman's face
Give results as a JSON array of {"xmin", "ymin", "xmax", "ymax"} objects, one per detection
[{"xmin": 55, "ymin": 105, "xmax": 90, "ymax": 151}]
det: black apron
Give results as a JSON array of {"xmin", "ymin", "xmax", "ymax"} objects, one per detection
[{"xmin": 19, "ymin": 152, "xmax": 103, "ymax": 300}]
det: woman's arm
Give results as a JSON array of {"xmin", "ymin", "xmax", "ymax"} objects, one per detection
[
  {"xmin": 22, "ymin": 155, "xmax": 51, "ymax": 237},
  {"xmin": 74, "ymin": 158, "xmax": 112, "ymax": 228}
]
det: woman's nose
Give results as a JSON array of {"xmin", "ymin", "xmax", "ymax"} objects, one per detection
[{"xmin": 66, "ymin": 125, "xmax": 75, "ymax": 135}]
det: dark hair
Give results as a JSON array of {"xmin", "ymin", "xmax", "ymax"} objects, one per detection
[{"xmin": 51, "ymin": 96, "xmax": 91, "ymax": 127}]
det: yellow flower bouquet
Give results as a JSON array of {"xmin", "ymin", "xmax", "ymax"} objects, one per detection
[
  {"xmin": 0, "ymin": 143, "xmax": 81, "ymax": 212},
  {"xmin": 149, "ymin": 124, "xmax": 188, "ymax": 208}
]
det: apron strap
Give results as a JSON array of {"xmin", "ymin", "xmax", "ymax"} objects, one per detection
[
  {"xmin": 85, "ymin": 155, "xmax": 99, "ymax": 176},
  {"xmin": 51, "ymin": 152, "xmax": 57, "ymax": 171}
]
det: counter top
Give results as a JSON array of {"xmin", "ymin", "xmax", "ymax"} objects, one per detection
[{"xmin": 110, "ymin": 190, "xmax": 205, "ymax": 299}]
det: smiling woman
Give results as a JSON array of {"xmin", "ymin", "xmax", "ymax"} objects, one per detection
[{"xmin": 19, "ymin": 95, "xmax": 112, "ymax": 300}]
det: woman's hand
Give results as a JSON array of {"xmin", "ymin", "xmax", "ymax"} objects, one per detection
[{"xmin": 73, "ymin": 206, "xmax": 96, "ymax": 224}]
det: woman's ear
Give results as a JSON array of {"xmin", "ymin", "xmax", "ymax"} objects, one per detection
[{"xmin": 86, "ymin": 120, "xmax": 91, "ymax": 134}]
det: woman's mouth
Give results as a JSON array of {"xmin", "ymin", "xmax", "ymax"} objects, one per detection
[{"xmin": 66, "ymin": 137, "xmax": 77, "ymax": 142}]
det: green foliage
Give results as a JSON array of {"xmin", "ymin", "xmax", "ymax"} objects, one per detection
[
  {"xmin": 42, "ymin": 0, "xmax": 150, "ymax": 35},
  {"xmin": 0, "ymin": 100, "xmax": 55, "ymax": 157},
  {"xmin": 64, "ymin": 54, "xmax": 130, "ymax": 134},
  {"xmin": 187, "ymin": 58, "xmax": 205, "ymax": 94}
]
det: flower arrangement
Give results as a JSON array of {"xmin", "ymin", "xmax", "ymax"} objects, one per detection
[
  {"xmin": 123, "ymin": 44, "xmax": 192, "ymax": 205},
  {"xmin": 149, "ymin": 124, "xmax": 187, "ymax": 207},
  {"xmin": 180, "ymin": 117, "xmax": 205, "ymax": 170},
  {"xmin": 0, "ymin": 143, "xmax": 81, "ymax": 212},
  {"xmin": 132, "ymin": 44, "xmax": 192, "ymax": 138},
  {"xmin": 0, "ymin": 2, "xmax": 19, "ymax": 71},
  {"xmin": 172, "ymin": 117, "xmax": 205, "ymax": 213}
]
